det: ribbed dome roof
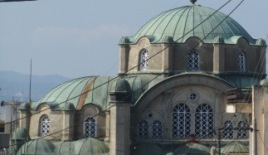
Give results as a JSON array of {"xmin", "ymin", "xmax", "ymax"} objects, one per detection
[
  {"xmin": 32, "ymin": 76, "xmax": 115, "ymax": 110},
  {"xmin": 17, "ymin": 138, "xmax": 109, "ymax": 155},
  {"xmin": 31, "ymin": 75, "xmax": 163, "ymax": 110},
  {"xmin": 130, "ymin": 5, "xmax": 255, "ymax": 44}
]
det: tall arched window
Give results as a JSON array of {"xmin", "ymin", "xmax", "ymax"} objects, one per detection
[
  {"xmin": 84, "ymin": 116, "xmax": 97, "ymax": 138},
  {"xmin": 186, "ymin": 49, "xmax": 199, "ymax": 71},
  {"xmin": 173, "ymin": 103, "xmax": 191, "ymax": 138},
  {"xmin": 139, "ymin": 49, "xmax": 149, "ymax": 71},
  {"xmin": 237, "ymin": 121, "xmax": 248, "ymax": 139},
  {"xmin": 138, "ymin": 120, "xmax": 148, "ymax": 139},
  {"xmin": 195, "ymin": 104, "xmax": 214, "ymax": 138},
  {"xmin": 40, "ymin": 115, "xmax": 50, "ymax": 136},
  {"xmin": 152, "ymin": 120, "xmax": 162, "ymax": 139},
  {"xmin": 223, "ymin": 121, "xmax": 233, "ymax": 139},
  {"xmin": 238, "ymin": 52, "xmax": 246, "ymax": 72}
]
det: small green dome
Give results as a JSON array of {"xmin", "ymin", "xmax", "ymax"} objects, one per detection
[
  {"xmin": 110, "ymin": 78, "xmax": 131, "ymax": 93},
  {"xmin": 131, "ymin": 5, "xmax": 255, "ymax": 44},
  {"xmin": 173, "ymin": 143, "xmax": 210, "ymax": 154},
  {"xmin": 12, "ymin": 127, "xmax": 29, "ymax": 140},
  {"xmin": 256, "ymin": 38, "xmax": 266, "ymax": 46},
  {"xmin": 19, "ymin": 102, "xmax": 31, "ymax": 110},
  {"xmin": 132, "ymin": 143, "xmax": 164, "ymax": 155},
  {"xmin": 17, "ymin": 139, "xmax": 55, "ymax": 155},
  {"xmin": 260, "ymin": 79, "xmax": 268, "ymax": 86},
  {"xmin": 110, "ymin": 78, "xmax": 132, "ymax": 103},
  {"xmin": 221, "ymin": 142, "xmax": 248, "ymax": 154}
]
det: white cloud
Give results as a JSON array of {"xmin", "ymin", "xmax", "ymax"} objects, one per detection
[{"xmin": 31, "ymin": 25, "xmax": 131, "ymax": 47}]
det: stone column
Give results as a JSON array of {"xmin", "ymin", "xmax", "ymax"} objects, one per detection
[
  {"xmin": 61, "ymin": 104, "xmax": 75, "ymax": 141},
  {"xmin": 162, "ymin": 43, "xmax": 173, "ymax": 75},
  {"xmin": 251, "ymin": 85, "xmax": 268, "ymax": 155},
  {"xmin": 110, "ymin": 102, "xmax": 131, "ymax": 155},
  {"xmin": 109, "ymin": 78, "xmax": 132, "ymax": 155},
  {"xmin": 119, "ymin": 44, "xmax": 130, "ymax": 74},
  {"xmin": 213, "ymin": 42, "xmax": 225, "ymax": 73},
  {"xmin": 19, "ymin": 106, "xmax": 30, "ymax": 130},
  {"xmin": 105, "ymin": 110, "xmax": 110, "ymax": 142}
]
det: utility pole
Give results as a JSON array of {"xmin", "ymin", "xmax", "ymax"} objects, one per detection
[
  {"xmin": 29, "ymin": 59, "xmax": 32, "ymax": 103},
  {"xmin": 216, "ymin": 128, "xmax": 223, "ymax": 155}
]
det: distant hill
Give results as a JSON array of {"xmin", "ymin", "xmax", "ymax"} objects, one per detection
[{"xmin": 0, "ymin": 70, "xmax": 70, "ymax": 102}]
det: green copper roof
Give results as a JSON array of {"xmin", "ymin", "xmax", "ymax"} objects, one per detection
[
  {"xmin": 131, "ymin": 143, "xmax": 211, "ymax": 154},
  {"xmin": 221, "ymin": 142, "xmax": 248, "ymax": 154},
  {"xmin": 173, "ymin": 143, "xmax": 210, "ymax": 154},
  {"xmin": 17, "ymin": 138, "xmax": 109, "ymax": 155},
  {"xmin": 32, "ymin": 76, "xmax": 115, "ymax": 111},
  {"xmin": 132, "ymin": 143, "xmax": 165, "ymax": 155},
  {"xmin": 12, "ymin": 127, "xmax": 29, "ymax": 140},
  {"xmin": 17, "ymin": 139, "xmax": 55, "ymax": 155},
  {"xmin": 31, "ymin": 74, "xmax": 163, "ymax": 111},
  {"xmin": 128, "ymin": 5, "xmax": 256, "ymax": 44}
]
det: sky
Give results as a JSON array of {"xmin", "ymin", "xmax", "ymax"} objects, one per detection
[{"xmin": 0, "ymin": 0, "xmax": 267, "ymax": 79}]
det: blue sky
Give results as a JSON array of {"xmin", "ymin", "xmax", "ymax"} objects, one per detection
[{"xmin": 0, "ymin": 0, "xmax": 267, "ymax": 78}]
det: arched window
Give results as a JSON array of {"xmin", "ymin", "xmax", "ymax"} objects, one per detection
[
  {"xmin": 237, "ymin": 121, "xmax": 248, "ymax": 139},
  {"xmin": 223, "ymin": 121, "xmax": 233, "ymax": 139},
  {"xmin": 39, "ymin": 115, "xmax": 50, "ymax": 136},
  {"xmin": 238, "ymin": 52, "xmax": 246, "ymax": 72},
  {"xmin": 195, "ymin": 104, "xmax": 214, "ymax": 138},
  {"xmin": 152, "ymin": 120, "xmax": 162, "ymax": 139},
  {"xmin": 139, "ymin": 49, "xmax": 149, "ymax": 71},
  {"xmin": 84, "ymin": 116, "xmax": 97, "ymax": 138},
  {"xmin": 173, "ymin": 104, "xmax": 191, "ymax": 138},
  {"xmin": 138, "ymin": 120, "xmax": 148, "ymax": 139},
  {"xmin": 186, "ymin": 49, "xmax": 199, "ymax": 71}
]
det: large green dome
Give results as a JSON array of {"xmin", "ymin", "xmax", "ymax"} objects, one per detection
[{"xmin": 129, "ymin": 5, "xmax": 255, "ymax": 44}]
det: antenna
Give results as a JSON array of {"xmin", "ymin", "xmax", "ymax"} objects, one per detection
[
  {"xmin": 265, "ymin": 33, "xmax": 268, "ymax": 74},
  {"xmin": 29, "ymin": 59, "xmax": 32, "ymax": 103}
]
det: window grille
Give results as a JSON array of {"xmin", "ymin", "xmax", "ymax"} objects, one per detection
[
  {"xmin": 238, "ymin": 52, "xmax": 246, "ymax": 72},
  {"xmin": 152, "ymin": 120, "xmax": 162, "ymax": 139},
  {"xmin": 173, "ymin": 104, "xmax": 191, "ymax": 138},
  {"xmin": 237, "ymin": 121, "xmax": 248, "ymax": 139},
  {"xmin": 223, "ymin": 121, "xmax": 233, "ymax": 139},
  {"xmin": 138, "ymin": 120, "xmax": 148, "ymax": 139},
  {"xmin": 140, "ymin": 49, "xmax": 149, "ymax": 71},
  {"xmin": 195, "ymin": 104, "xmax": 214, "ymax": 138},
  {"xmin": 84, "ymin": 117, "xmax": 97, "ymax": 137},
  {"xmin": 186, "ymin": 49, "xmax": 199, "ymax": 71},
  {"xmin": 40, "ymin": 115, "xmax": 50, "ymax": 136}
]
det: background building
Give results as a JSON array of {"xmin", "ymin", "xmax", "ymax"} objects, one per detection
[{"xmin": 11, "ymin": 1, "xmax": 267, "ymax": 155}]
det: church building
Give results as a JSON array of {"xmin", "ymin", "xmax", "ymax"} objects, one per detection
[{"xmin": 13, "ymin": 0, "xmax": 267, "ymax": 155}]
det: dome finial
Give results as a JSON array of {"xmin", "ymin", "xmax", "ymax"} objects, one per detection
[{"xmin": 190, "ymin": 0, "xmax": 197, "ymax": 5}]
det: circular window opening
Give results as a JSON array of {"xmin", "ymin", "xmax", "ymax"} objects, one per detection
[{"xmin": 188, "ymin": 92, "xmax": 199, "ymax": 102}]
